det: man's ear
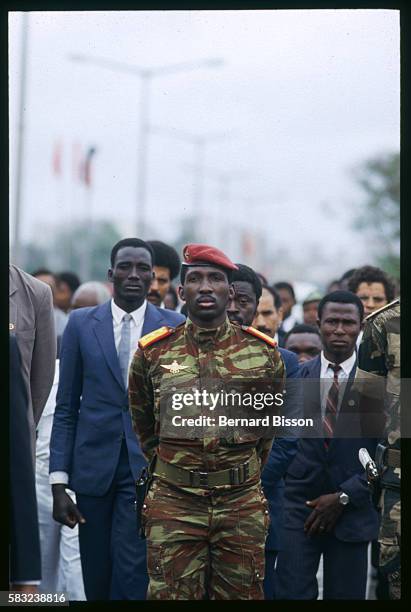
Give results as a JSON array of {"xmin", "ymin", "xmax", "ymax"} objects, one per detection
[
  {"xmin": 228, "ymin": 284, "xmax": 235, "ymax": 300},
  {"xmin": 178, "ymin": 285, "xmax": 185, "ymax": 301},
  {"xmin": 278, "ymin": 306, "xmax": 284, "ymax": 323},
  {"xmin": 108, "ymin": 268, "xmax": 113, "ymax": 282},
  {"xmin": 316, "ymin": 317, "xmax": 321, "ymax": 330}
]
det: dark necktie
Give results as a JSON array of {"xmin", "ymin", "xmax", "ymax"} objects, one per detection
[{"xmin": 323, "ymin": 363, "xmax": 342, "ymax": 446}]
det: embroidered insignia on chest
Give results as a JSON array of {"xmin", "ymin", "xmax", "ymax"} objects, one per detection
[{"xmin": 160, "ymin": 360, "xmax": 189, "ymax": 375}]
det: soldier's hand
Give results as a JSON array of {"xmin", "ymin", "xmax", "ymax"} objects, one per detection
[
  {"xmin": 304, "ymin": 493, "xmax": 343, "ymax": 536},
  {"xmin": 52, "ymin": 484, "xmax": 86, "ymax": 528}
]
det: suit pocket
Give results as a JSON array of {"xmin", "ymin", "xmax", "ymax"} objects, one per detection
[{"xmin": 286, "ymin": 456, "xmax": 308, "ymax": 479}]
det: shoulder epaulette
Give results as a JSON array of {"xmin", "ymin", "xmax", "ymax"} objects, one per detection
[
  {"xmin": 138, "ymin": 326, "xmax": 174, "ymax": 350},
  {"xmin": 364, "ymin": 298, "xmax": 400, "ymax": 321},
  {"xmin": 241, "ymin": 325, "xmax": 277, "ymax": 347}
]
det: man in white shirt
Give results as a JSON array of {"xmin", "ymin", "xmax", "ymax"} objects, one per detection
[
  {"xmin": 49, "ymin": 238, "xmax": 184, "ymax": 600},
  {"xmin": 36, "ymin": 361, "xmax": 86, "ymax": 600}
]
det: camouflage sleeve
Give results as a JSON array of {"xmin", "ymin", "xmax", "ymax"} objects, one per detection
[
  {"xmin": 357, "ymin": 318, "xmax": 387, "ymax": 377},
  {"xmin": 256, "ymin": 439, "xmax": 274, "ymax": 468},
  {"xmin": 128, "ymin": 348, "xmax": 157, "ymax": 462}
]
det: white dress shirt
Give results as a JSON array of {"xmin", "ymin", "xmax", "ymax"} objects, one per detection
[
  {"xmin": 281, "ymin": 312, "xmax": 300, "ymax": 333},
  {"xmin": 49, "ymin": 299, "xmax": 147, "ymax": 486},
  {"xmin": 319, "ymin": 350, "xmax": 356, "ymax": 419},
  {"xmin": 111, "ymin": 298, "xmax": 147, "ymax": 371}
]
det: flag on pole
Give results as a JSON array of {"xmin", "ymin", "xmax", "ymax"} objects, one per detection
[
  {"xmin": 72, "ymin": 141, "xmax": 83, "ymax": 182},
  {"xmin": 52, "ymin": 139, "xmax": 63, "ymax": 177},
  {"xmin": 82, "ymin": 147, "xmax": 97, "ymax": 188}
]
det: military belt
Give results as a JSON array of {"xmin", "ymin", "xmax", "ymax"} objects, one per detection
[{"xmin": 154, "ymin": 454, "xmax": 259, "ymax": 488}]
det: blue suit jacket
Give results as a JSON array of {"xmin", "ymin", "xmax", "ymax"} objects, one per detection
[
  {"xmin": 262, "ymin": 348, "xmax": 300, "ymax": 551},
  {"xmin": 283, "ymin": 355, "xmax": 379, "ymax": 542},
  {"xmin": 49, "ymin": 300, "xmax": 184, "ymax": 496}
]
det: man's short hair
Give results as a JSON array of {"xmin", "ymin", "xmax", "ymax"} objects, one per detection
[
  {"xmin": 284, "ymin": 323, "xmax": 321, "ymax": 343},
  {"xmin": 231, "ymin": 264, "xmax": 263, "ymax": 301},
  {"xmin": 317, "ymin": 290, "xmax": 364, "ymax": 321},
  {"xmin": 31, "ymin": 268, "xmax": 53, "ymax": 278},
  {"xmin": 180, "ymin": 265, "xmax": 233, "ymax": 285},
  {"xmin": 273, "ymin": 281, "xmax": 296, "ymax": 301},
  {"xmin": 262, "ymin": 285, "xmax": 282, "ymax": 311},
  {"xmin": 339, "ymin": 268, "xmax": 357, "ymax": 283},
  {"xmin": 55, "ymin": 271, "xmax": 81, "ymax": 293},
  {"xmin": 110, "ymin": 238, "xmax": 154, "ymax": 267},
  {"xmin": 146, "ymin": 240, "xmax": 181, "ymax": 280},
  {"xmin": 347, "ymin": 265, "xmax": 395, "ymax": 303}
]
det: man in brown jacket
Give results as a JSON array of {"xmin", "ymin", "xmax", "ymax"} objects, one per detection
[{"xmin": 9, "ymin": 264, "xmax": 56, "ymax": 454}]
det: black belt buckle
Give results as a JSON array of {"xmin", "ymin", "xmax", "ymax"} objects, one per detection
[
  {"xmin": 190, "ymin": 470, "xmax": 209, "ymax": 487},
  {"xmin": 230, "ymin": 466, "xmax": 241, "ymax": 485}
]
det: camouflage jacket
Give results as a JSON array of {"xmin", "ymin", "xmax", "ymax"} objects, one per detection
[
  {"xmin": 129, "ymin": 317, "xmax": 285, "ymax": 473},
  {"xmin": 355, "ymin": 299, "xmax": 400, "ymax": 485}
]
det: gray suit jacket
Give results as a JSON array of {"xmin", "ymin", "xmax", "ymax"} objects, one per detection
[{"xmin": 9, "ymin": 265, "xmax": 56, "ymax": 447}]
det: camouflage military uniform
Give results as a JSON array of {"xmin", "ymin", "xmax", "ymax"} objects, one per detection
[
  {"xmin": 355, "ymin": 299, "xmax": 400, "ymax": 600},
  {"xmin": 129, "ymin": 317, "xmax": 285, "ymax": 600}
]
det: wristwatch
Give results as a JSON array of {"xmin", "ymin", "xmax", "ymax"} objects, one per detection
[{"xmin": 338, "ymin": 492, "xmax": 350, "ymax": 506}]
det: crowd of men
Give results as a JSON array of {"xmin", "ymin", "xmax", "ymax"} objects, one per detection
[{"xmin": 9, "ymin": 238, "xmax": 400, "ymax": 600}]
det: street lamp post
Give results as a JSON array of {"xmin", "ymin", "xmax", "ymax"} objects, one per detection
[
  {"xmin": 13, "ymin": 13, "xmax": 29, "ymax": 266},
  {"xmin": 150, "ymin": 125, "xmax": 231, "ymax": 239},
  {"xmin": 69, "ymin": 54, "xmax": 224, "ymax": 237}
]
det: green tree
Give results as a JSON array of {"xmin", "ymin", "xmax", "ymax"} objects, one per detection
[
  {"xmin": 352, "ymin": 152, "xmax": 400, "ymax": 279},
  {"xmin": 21, "ymin": 220, "xmax": 122, "ymax": 282}
]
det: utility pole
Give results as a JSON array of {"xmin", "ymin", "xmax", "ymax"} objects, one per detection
[{"xmin": 12, "ymin": 13, "xmax": 29, "ymax": 265}]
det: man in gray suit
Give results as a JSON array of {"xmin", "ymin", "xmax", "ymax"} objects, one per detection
[{"xmin": 9, "ymin": 264, "xmax": 56, "ymax": 452}]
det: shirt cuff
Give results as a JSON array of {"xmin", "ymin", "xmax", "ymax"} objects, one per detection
[{"xmin": 49, "ymin": 471, "xmax": 69, "ymax": 485}]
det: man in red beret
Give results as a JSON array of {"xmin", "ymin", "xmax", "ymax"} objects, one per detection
[{"xmin": 129, "ymin": 243, "xmax": 285, "ymax": 600}]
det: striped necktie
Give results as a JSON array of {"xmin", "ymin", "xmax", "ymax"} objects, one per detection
[
  {"xmin": 323, "ymin": 363, "xmax": 342, "ymax": 447},
  {"xmin": 118, "ymin": 313, "xmax": 132, "ymax": 389}
]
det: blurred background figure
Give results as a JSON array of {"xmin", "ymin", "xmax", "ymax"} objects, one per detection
[
  {"xmin": 31, "ymin": 268, "xmax": 68, "ymax": 339},
  {"xmin": 146, "ymin": 240, "xmax": 181, "ymax": 308},
  {"xmin": 326, "ymin": 279, "xmax": 341, "ymax": 294},
  {"xmin": 339, "ymin": 268, "xmax": 357, "ymax": 291},
  {"xmin": 54, "ymin": 271, "xmax": 81, "ymax": 313},
  {"xmin": 302, "ymin": 291, "xmax": 323, "ymax": 326},
  {"xmin": 163, "ymin": 284, "xmax": 179, "ymax": 311},
  {"xmin": 252, "ymin": 285, "xmax": 284, "ymax": 345},
  {"xmin": 347, "ymin": 265, "xmax": 395, "ymax": 318},
  {"xmin": 71, "ymin": 281, "xmax": 111, "ymax": 310},
  {"xmin": 10, "ymin": 335, "xmax": 42, "ymax": 593},
  {"xmin": 273, "ymin": 282, "xmax": 300, "ymax": 336},
  {"xmin": 284, "ymin": 323, "xmax": 323, "ymax": 364}
]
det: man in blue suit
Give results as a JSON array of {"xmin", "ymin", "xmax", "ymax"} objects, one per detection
[
  {"xmin": 275, "ymin": 291, "xmax": 379, "ymax": 600},
  {"xmin": 49, "ymin": 238, "xmax": 184, "ymax": 600},
  {"xmin": 227, "ymin": 264, "xmax": 300, "ymax": 599}
]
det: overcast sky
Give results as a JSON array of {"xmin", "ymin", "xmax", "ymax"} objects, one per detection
[{"xmin": 9, "ymin": 9, "xmax": 400, "ymax": 283}]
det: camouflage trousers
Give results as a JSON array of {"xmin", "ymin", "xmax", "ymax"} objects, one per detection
[
  {"xmin": 379, "ymin": 486, "xmax": 401, "ymax": 600},
  {"xmin": 142, "ymin": 477, "xmax": 270, "ymax": 600}
]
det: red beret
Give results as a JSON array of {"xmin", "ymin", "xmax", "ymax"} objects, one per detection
[{"xmin": 182, "ymin": 243, "xmax": 238, "ymax": 271}]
